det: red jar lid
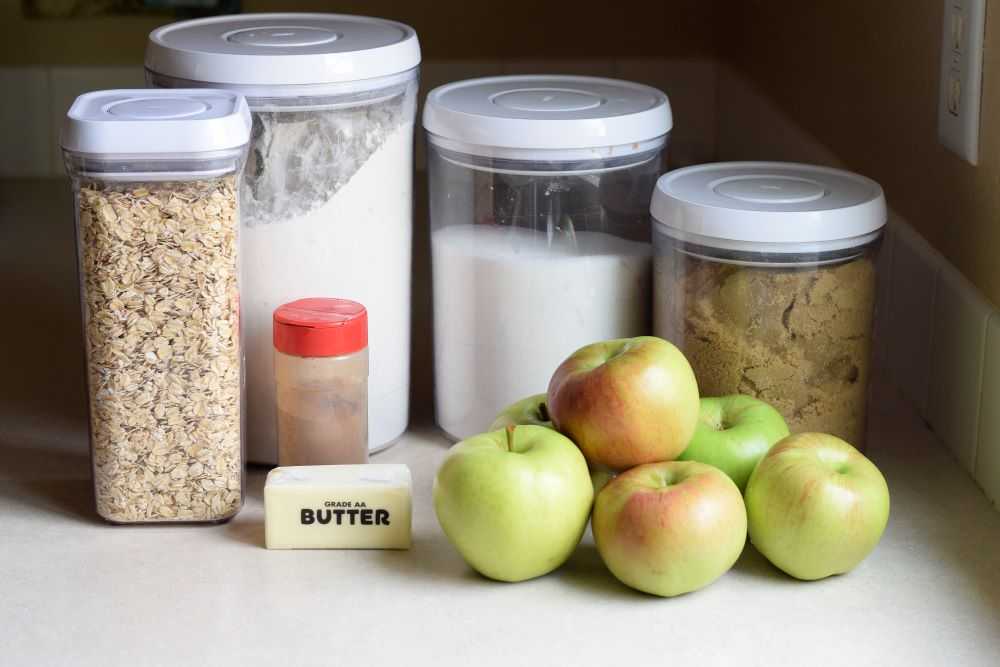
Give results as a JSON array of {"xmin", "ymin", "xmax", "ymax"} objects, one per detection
[{"xmin": 273, "ymin": 298, "xmax": 368, "ymax": 358}]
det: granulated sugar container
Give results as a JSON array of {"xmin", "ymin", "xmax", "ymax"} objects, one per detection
[
  {"xmin": 62, "ymin": 89, "xmax": 252, "ymax": 523},
  {"xmin": 423, "ymin": 76, "xmax": 672, "ymax": 440},
  {"xmin": 651, "ymin": 162, "xmax": 887, "ymax": 448},
  {"xmin": 146, "ymin": 13, "xmax": 420, "ymax": 461}
]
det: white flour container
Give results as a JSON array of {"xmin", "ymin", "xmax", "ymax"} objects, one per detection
[
  {"xmin": 423, "ymin": 76, "xmax": 672, "ymax": 440},
  {"xmin": 146, "ymin": 14, "xmax": 420, "ymax": 461}
]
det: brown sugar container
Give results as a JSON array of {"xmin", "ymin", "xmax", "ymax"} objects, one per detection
[
  {"xmin": 651, "ymin": 162, "xmax": 887, "ymax": 448},
  {"xmin": 274, "ymin": 298, "xmax": 369, "ymax": 465}
]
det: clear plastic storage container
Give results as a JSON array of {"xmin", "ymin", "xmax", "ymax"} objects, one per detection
[
  {"xmin": 274, "ymin": 298, "xmax": 369, "ymax": 466},
  {"xmin": 145, "ymin": 13, "xmax": 420, "ymax": 462},
  {"xmin": 62, "ymin": 89, "xmax": 252, "ymax": 523},
  {"xmin": 651, "ymin": 162, "xmax": 887, "ymax": 448},
  {"xmin": 423, "ymin": 76, "xmax": 672, "ymax": 440}
]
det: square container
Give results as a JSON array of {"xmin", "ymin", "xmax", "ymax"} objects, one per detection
[{"xmin": 62, "ymin": 89, "xmax": 252, "ymax": 523}]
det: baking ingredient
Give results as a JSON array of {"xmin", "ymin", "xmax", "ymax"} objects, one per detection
[
  {"xmin": 275, "ymin": 350, "xmax": 368, "ymax": 466},
  {"xmin": 241, "ymin": 110, "xmax": 414, "ymax": 462},
  {"xmin": 273, "ymin": 297, "xmax": 370, "ymax": 466},
  {"xmin": 432, "ymin": 224, "xmax": 651, "ymax": 440},
  {"xmin": 77, "ymin": 177, "xmax": 242, "ymax": 523},
  {"xmin": 593, "ymin": 460, "xmax": 747, "ymax": 597},
  {"xmin": 745, "ymin": 432, "xmax": 890, "ymax": 580},
  {"xmin": 242, "ymin": 102, "xmax": 407, "ymax": 227},
  {"xmin": 657, "ymin": 254, "xmax": 875, "ymax": 447},
  {"xmin": 547, "ymin": 336, "xmax": 700, "ymax": 470},
  {"xmin": 265, "ymin": 464, "xmax": 411, "ymax": 549},
  {"xmin": 433, "ymin": 425, "xmax": 593, "ymax": 582},
  {"xmin": 489, "ymin": 393, "xmax": 552, "ymax": 431},
  {"xmin": 679, "ymin": 395, "xmax": 790, "ymax": 492}
]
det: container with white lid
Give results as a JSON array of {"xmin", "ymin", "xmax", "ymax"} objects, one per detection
[
  {"xmin": 62, "ymin": 89, "xmax": 252, "ymax": 523},
  {"xmin": 651, "ymin": 162, "xmax": 887, "ymax": 448},
  {"xmin": 423, "ymin": 75, "xmax": 672, "ymax": 440},
  {"xmin": 62, "ymin": 89, "xmax": 251, "ymax": 176},
  {"xmin": 146, "ymin": 13, "xmax": 421, "ymax": 462}
]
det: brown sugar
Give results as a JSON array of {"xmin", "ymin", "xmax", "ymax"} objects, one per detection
[{"xmin": 656, "ymin": 254, "xmax": 876, "ymax": 447}]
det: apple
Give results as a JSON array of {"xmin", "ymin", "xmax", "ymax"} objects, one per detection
[
  {"xmin": 593, "ymin": 460, "xmax": 747, "ymax": 597},
  {"xmin": 489, "ymin": 393, "xmax": 553, "ymax": 431},
  {"xmin": 678, "ymin": 395, "xmax": 790, "ymax": 492},
  {"xmin": 590, "ymin": 464, "xmax": 617, "ymax": 495},
  {"xmin": 745, "ymin": 432, "xmax": 890, "ymax": 581},
  {"xmin": 433, "ymin": 425, "xmax": 593, "ymax": 582},
  {"xmin": 547, "ymin": 336, "xmax": 700, "ymax": 470}
]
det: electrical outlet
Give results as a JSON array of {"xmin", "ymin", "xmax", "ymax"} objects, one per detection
[{"xmin": 938, "ymin": 0, "xmax": 986, "ymax": 165}]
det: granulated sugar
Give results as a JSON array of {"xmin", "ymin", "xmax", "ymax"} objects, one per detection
[{"xmin": 432, "ymin": 224, "xmax": 651, "ymax": 440}]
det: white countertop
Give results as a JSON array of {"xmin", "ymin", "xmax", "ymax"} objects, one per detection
[{"xmin": 3, "ymin": 383, "xmax": 1000, "ymax": 667}]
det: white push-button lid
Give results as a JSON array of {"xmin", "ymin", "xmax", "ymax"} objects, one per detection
[
  {"xmin": 61, "ymin": 89, "xmax": 252, "ymax": 155},
  {"xmin": 423, "ymin": 75, "xmax": 672, "ymax": 159},
  {"xmin": 145, "ymin": 13, "xmax": 421, "ymax": 86},
  {"xmin": 651, "ymin": 162, "xmax": 886, "ymax": 250}
]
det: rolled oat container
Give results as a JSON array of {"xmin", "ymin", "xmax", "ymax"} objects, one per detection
[
  {"xmin": 61, "ymin": 89, "xmax": 252, "ymax": 523},
  {"xmin": 423, "ymin": 76, "xmax": 672, "ymax": 441},
  {"xmin": 145, "ymin": 13, "xmax": 420, "ymax": 461},
  {"xmin": 651, "ymin": 162, "xmax": 886, "ymax": 448}
]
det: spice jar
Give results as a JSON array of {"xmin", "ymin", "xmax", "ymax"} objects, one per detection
[
  {"xmin": 651, "ymin": 162, "xmax": 887, "ymax": 448},
  {"xmin": 146, "ymin": 13, "xmax": 420, "ymax": 462},
  {"xmin": 274, "ymin": 299, "xmax": 369, "ymax": 466},
  {"xmin": 423, "ymin": 75, "xmax": 672, "ymax": 440},
  {"xmin": 61, "ymin": 89, "xmax": 252, "ymax": 523}
]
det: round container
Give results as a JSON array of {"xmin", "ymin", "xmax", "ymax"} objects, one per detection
[
  {"xmin": 651, "ymin": 162, "xmax": 887, "ymax": 448},
  {"xmin": 274, "ymin": 298, "xmax": 369, "ymax": 467},
  {"xmin": 423, "ymin": 76, "xmax": 672, "ymax": 440},
  {"xmin": 61, "ymin": 89, "xmax": 252, "ymax": 523},
  {"xmin": 145, "ymin": 13, "xmax": 421, "ymax": 461}
]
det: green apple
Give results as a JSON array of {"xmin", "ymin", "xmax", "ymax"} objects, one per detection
[
  {"xmin": 489, "ymin": 393, "xmax": 553, "ymax": 431},
  {"xmin": 590, "ymin": 464, "xmax": 617, "ymax": 496},
  {"xmin": 745, "ymin": 432, "xmax": 890, "ymax": 581},
  {"xmin": 547, "ymin": 336, "xmax": 700, "ymax": 470},
  {"xmin": 433, "ymin": 425, "xmax": 593, "ymax": 582},
  {"xmin": 593, "ymin": 460, "xmax": 747, "ymax": 597},
  {"xmin": 679, "ymin": 395, "xmax": 790, "ymax": 492}
]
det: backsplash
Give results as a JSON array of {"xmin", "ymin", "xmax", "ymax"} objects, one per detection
[{"xmin": 883, "ymin": 214, "xmax": 1000, "ymax": 509}]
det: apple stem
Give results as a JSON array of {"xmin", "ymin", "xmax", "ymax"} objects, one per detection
[
  {"xmin": 538, "ymin": 401, "xmax": 550, "ymax": 422},
  {"xmin": 506, "ymin": 425, "xmax": 516, "ymax": 452}
]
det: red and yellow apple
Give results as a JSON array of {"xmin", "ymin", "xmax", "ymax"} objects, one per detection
[
  {"xmin": 592, "ymin": 460, "xmax": 747, "ymax": 597},
  {"xmin": 745, "ymin": 433, "xmax": 890, "ymax": 580},
  {"xmin": 547, "ymin": 336, "xmax": 699, "ymax": 470}
]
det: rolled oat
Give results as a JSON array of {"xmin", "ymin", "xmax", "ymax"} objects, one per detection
[{"xmin": 77, "ymin": 177, "xmax": 243, "ymax": 522}]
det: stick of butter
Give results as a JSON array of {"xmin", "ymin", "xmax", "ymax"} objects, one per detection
[{"xmin": 265, "ymin": 464, "xmax": 412, "ymax": 550}]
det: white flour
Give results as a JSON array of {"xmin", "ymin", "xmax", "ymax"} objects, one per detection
[
  {"xmin": 432, "ymin": 224, "xmax": 651, "ymax": 440},
  {"xmin": 243, "ymin": 122, "xmax": 413, "ymax": 463}
]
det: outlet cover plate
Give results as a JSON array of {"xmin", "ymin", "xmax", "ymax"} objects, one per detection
[{"xmin": 938, "ymin": 0, "xmax": 986, "ymax": 165}]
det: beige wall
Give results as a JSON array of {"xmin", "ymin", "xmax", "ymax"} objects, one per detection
[
  {"xmin": 717, "ymin": 0, "xmax": 1000, "ymax": 307},
  {"xmin": 0, "ymin": 1, "xmax": 715, "ymax": 65}
]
